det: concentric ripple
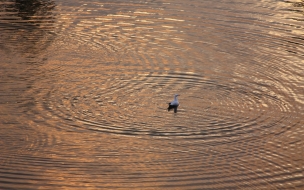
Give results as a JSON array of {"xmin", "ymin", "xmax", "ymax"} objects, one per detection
[{"xmin": 23, "ymin": 67, "xmax": 300, "ymax": 144}]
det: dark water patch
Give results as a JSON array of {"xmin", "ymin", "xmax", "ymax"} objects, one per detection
[{"xmin": 0, "ymin": 0, "xmax": 57, "ymax": 57}]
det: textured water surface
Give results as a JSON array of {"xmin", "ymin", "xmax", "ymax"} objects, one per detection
[{"xmin": 0, "ymin": 0, "xmax": 303, "ymax": 189}]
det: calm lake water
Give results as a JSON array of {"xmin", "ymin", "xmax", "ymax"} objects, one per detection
[{"xmin": 0, "ymin": 0, "xmax": 303, "ymax": 189}]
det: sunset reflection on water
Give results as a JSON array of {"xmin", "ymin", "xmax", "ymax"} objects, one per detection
[{"xmin": 0, "ymin": 0, "xmax": 303, "ymax": 189}]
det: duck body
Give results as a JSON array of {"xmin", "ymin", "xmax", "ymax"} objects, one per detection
[{"xmin": 168, "ymin": 94, "xmax": 180, "ymax": 113}]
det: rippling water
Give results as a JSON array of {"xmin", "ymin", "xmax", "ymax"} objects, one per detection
[{"xmin": 0, "ymin": 0, "xmax": 303, "ymax": 189}]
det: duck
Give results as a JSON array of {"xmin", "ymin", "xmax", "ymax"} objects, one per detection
[{"xmin": 167, "ymin": 94, "xmax": 180, "ymax": 113}]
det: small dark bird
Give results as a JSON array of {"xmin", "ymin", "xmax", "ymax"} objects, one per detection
[{"xmin": 168, "ymin": 94, "xmax": 180, "ymax": 113}]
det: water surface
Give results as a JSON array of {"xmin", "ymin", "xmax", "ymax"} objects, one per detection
[{"xmin": 0, "ymin": 0, "xmax": 303, "ymax": 189}]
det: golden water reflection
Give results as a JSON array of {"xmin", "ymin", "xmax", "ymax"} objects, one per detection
[{"xmin": 0, "ymin": 0, "xmax": 303, "ymax": 189}]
